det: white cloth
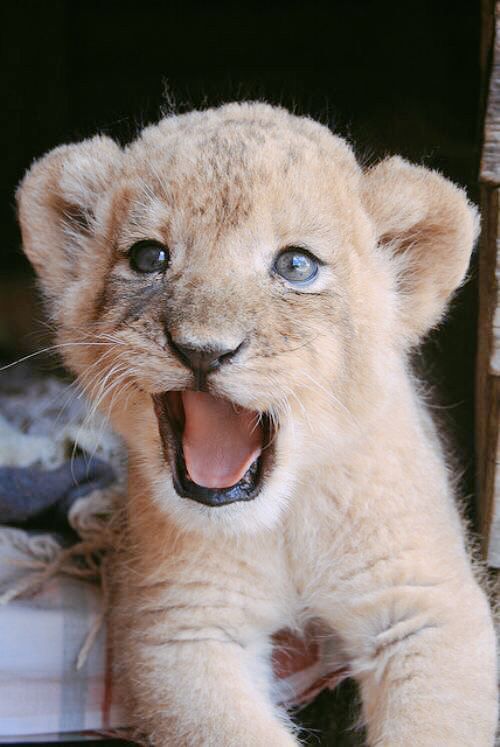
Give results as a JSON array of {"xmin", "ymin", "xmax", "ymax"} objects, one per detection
[{"xmin": 0, "ymin": 528, "xmax": 126, "ymax": 742}]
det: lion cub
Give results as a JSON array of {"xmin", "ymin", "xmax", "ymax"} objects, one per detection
[{"xmin": 18, "ymin": 103, "xmax": 497, "ymax": 745}]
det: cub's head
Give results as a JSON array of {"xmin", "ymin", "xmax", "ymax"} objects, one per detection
[{"xmin": 17, "ymin": 103, "xmax": 478, "ymax": 534}]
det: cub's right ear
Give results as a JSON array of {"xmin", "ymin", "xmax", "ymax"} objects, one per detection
[{"xmin": 17, "ymin": 136, "xmax": 122, "ymax": 302}]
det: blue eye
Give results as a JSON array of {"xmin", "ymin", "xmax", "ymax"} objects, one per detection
[
  {"xmin": 129, "ymin": 240, "xmax": 169, "ymax": 273},
  {"xmin": 274, "ymin": 248, "xmax": 319, "ymax": 285}
]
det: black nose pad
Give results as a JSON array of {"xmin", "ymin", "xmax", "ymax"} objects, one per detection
[{"xmin": 169, "ymin": 338, "xmax": 244, "ymax": 390}]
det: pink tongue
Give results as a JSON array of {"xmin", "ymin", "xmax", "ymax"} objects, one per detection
[{"xmin": 181, "ymin": 391, "xmax": 263, "ymax": 489}]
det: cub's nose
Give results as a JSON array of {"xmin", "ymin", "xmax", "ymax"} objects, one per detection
[{"xmin": 168, "ymin": 338, "xmax": 244, "ymax": 390}]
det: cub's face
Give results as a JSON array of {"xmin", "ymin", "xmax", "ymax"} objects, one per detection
[{"xmin": 17, "ymin": 103, "xmax": 477, "ymax": 533}]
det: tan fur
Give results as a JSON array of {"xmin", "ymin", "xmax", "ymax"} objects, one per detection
[{"xmin": 17, "ymin": 102, "xmax": 497, "ymax": 745}]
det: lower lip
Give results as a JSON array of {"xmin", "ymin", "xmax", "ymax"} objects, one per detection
[{"xmin": 172, "ymin": 445, "xmax": 263, "ymax": 506}]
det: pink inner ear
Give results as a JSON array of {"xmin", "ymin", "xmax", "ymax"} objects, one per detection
[{"xmin": 181, "ymin": 391, "xmax": 263, "ymax": 488}]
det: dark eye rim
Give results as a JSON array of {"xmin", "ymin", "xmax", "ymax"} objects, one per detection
[
  {"xmin": 128, "ymin": 239, "xmax": 169, "ymax": 274},
  {"xmin": 272, "ymin": 246, "xmax": 323, "ymax": 285}
]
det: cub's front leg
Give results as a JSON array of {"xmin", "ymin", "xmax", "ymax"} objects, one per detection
[
  {"xmin": 354, "ymin": 577, "xmax": 497, "ymax": 746},
  {"xmin": 310, "ymin": 489, "xmax": 498, "ymax": 745},
  {"xmin": 121, "ymin": 635, "xmax": 297, "ymax": 747},
  {"xmin": 114, "ymin": 507, "xmax": 297, "ymax": 747}
]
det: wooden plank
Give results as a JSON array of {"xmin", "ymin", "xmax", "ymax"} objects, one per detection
[
  {"xmin": 481, "ymin": 1, "xmax": 500, "ymax": 186},
  {"xmin": 478, "ymin": 2, "xmax": 500, "ymax": 565},
  {"xmin": 477, "ymin": 189, "xmax": 500, "ymax": 565},
  {"xmin": 488, "ymin": 381, "xmax": 500, "ymax": 566},
  {"xmin": 491, "ymin": 196, "xmax": 500, "ymax": 375}
]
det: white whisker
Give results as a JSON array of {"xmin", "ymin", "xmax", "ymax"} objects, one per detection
[{"xmin": 0, "ymin": 341, "xmax": 125, "ymax": 373}]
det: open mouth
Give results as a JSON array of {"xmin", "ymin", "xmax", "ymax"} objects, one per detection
[{"xmin": 152, "ymin": 391, "xmax": 274, "ymax": 507}]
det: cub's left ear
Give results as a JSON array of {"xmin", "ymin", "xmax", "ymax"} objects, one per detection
[{"xmin": 362, "ymin": 156, "xmax": 479, "ymax": 345}]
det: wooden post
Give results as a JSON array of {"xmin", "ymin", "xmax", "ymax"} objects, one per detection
[{"xmin": 477, "ymin": 2, "xmax": 500, "ymax": 565}]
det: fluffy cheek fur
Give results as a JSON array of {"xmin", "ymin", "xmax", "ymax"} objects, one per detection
[
  {"xmin": 56, "ymin": 266, "xmax": 393, "ymax": 537},
  {"xmin": 91, "ymin": 321, "xmax": 359, "ymax": 536}
]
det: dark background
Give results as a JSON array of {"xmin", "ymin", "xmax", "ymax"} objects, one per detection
[{"xmin": 0, "ymin": 1, "xmax": 487, "ymax": 743}]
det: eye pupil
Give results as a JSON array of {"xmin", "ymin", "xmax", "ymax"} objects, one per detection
[
  {"xmin": 274, "ymin": 248, "xmax": 319, "ymax": 285},
  {"xmin": 129, "ymin": 240, "xmax": 169, "ymax": 273}
]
